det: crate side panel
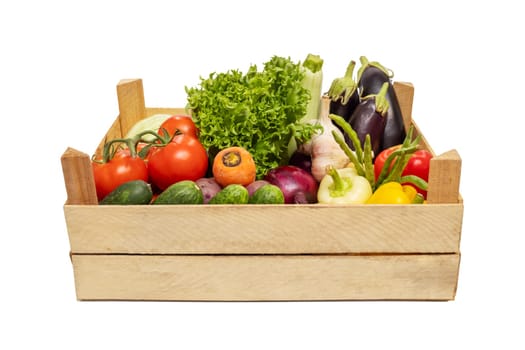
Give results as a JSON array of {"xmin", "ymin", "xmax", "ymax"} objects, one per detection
[
  {"xmin": 72, "ymin": 254, "xmax": 459, "ymax": 301},
  {"xmin": 65, "ymin": 204, "xmax": 463, "ymax": 254}
]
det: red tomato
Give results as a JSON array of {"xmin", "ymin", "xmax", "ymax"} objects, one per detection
[
  {"xmin": 374, "ymin": 145, "xmax": 433, "ymax": 198},
  {"xmin": 158, "ymin": 115, "xmax": 198, "ymax": 139},
  {"xmin": 92, "ymin": 150, "xmax": 149, "ymax": 200},
  {"xmin": 147, "ymin": 134, "xmax": 208, "ymax": 190}
]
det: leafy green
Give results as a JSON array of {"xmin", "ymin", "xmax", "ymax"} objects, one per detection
[{"xmin": 186, "ymin": 56, "xmax": 321, "ymax": 178}]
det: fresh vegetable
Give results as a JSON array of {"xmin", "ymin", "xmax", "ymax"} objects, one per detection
[
  {"xmin": 186, "ymin": 55, "xmax": 321, "ymax": 179},
  {"xmin": 366, "ymin": 182, "xmax": 423, "ymax": 204},
  {"xmin": 374, "ymin": 145, "xmax": 433, "ymax": 198},
  {"xmin": 212, "ymin": 146, "xmax": 256, "ymax": 187},
  {"xmin": 92, "ymin": 138, "xmax": 149, "ymax": 201},
  {"xmin": 125, "ymin": 114, "xmax": 171, "ymax": 142},
  {"xmin": 245, "ymin": 180, "xmax": 270, "ymax": 197},
  {"xmin": 249, "ymin": 184, "xmax": 285, "ymax": 204},
  {"xmin": 317, "ymin": 166, "xmax": 372, "ymax": 204},
  {"xmin": 327, "ymin": 60, "xmax": 360, "ymax": 124},
  {"xmin": 153, "ymin": 180, "xmax": 204, "ymax": 205},
  {"xmin": 99, "ymin": 179, "xmax": 153, "ymax": 205},
  {"xmin": 288, "ymin": 150, "xmax": 312, "ymax": 174},
  {"xmin": 147, "ymin": 133, "xmax": 209, "ymax": 191},
  {"xmin": 357, "ymin": 56, "xmax": 406, "ymax": 150},
  {"xmin": 265, "ymin": 165, "xmax": 318, "ymax": 204},
  {"xmin": 309, "ymin": 95, "xmax": 349, "ymax": 182},
  {"xmin": 330, "ymin": 115, "xmax": 428, "ymax": 194},
  {"xmin": 158, "ymin": 114, "xmax": 199, "ymax": 139},
  {"xmin": 195, "ymin": 177, "xmax": 222, "ymax": 204},
  {"xmin": 300, "ymin": 53, "xmax": 324, "ymax": 124},
  {"xmin": 346, "ymin": 82, "xmax": 389, "ymax": 156},
  {"xmin": 209, "ymin": 184, "xmax": 250, "ymax": 204}
]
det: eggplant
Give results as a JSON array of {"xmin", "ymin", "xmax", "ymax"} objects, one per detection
[
  {"xmin": 327, "ymin": 60, "xmax": 360, "ymax": 126},
  {"xmin": 346, "ymin": 82, "xmax": 389, "ymax": 156},
  {"xmin": 356, "ymin": 56, "xmax": 406, "ymax": 150},
  {"xmin": 288, "ymin": 149, "xmax": 312, "ymax": 174}
]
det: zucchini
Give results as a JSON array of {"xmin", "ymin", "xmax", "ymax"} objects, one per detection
[
  {"xmin": 99, "ymin": 180, "xmax": 153, "ymax": 205},
  {"xmin": 153, "ymin": 180, "xmax": 203, "ymax": 205}
]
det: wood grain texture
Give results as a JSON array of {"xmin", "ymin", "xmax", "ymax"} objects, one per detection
[
  {"xmin": 71, "ymin": 253, "xmax": 460, "ymax": 301},
  {"xmin": 427, "ymin": 150, "xmax": 462, "ymax": 204},
  {"xmin": 393, "ymin": 81, "xmax": 414, "ymax": 132},
  {"xmin": 64, "ymin": 203, "xmax": 463, "ymax": 254},
  {"xmin": 61, "ymin": 148, "xmax": 98, "ymax": 205},
  {"xmin": 116, "ymin": 79, "xmax": 146, "ymax": 136}
]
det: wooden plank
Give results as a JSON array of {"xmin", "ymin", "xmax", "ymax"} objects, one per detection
[
  {"xmin": 393, "ymin": 81, "xmax": 414, "ymax": 132},
  {"xmin": 117, "ymin": 79, "xmax": 146, "ymax": 136},
  {"xmin": 64, "ymin": 203, "xmax": 463, "ymax": 254},
  {"xmin": 427, "ymin": 149, "xmax": 462, "ymax": 204},
  {"xmin": 71, "ymin": 253, "xmax": 460, "ymax": 301},
  {"xmin": 145, "ymin": 107, "xmax": 188, "ymax": 116},
  {"xmin": 61, "ymin": 148, "xmax": 98, "ymax": 205}
]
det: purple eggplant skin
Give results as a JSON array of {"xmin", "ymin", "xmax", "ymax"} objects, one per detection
[
  {"xmin": 288, "ymin": 150, "xmax": 312, "ymax": 174},
  {"xmin": 329, "ymin": 91, "xmax": 360, "ymax": 124},
  {"xmin": 328, "ymin": 60, "xmax": 360, "ymax": 129},
  {"xmin": 346, "ymin": 97, "xmax": 387, "ymax": 156},
  {"xmin": 357, "ymin": 57, "xmax": 406, "ymax": 150}
]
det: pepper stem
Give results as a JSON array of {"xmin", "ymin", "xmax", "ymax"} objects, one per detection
[{"xmin": 327, "ymin": 165, "xmax": 352, "ymax": 197}]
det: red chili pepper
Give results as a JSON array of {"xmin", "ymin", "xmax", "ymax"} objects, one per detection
[{"xmin": 374, "ymin": 145, "xmax": 433, "ymax": 198}]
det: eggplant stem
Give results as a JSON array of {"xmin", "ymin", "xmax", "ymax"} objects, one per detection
[
  {"xmin": 374, "ymin": 82, "xmax": 390, "ymax": 117},
  {"xmin": 327, "ymin": 60, "xmax": 358, "ymax": 105},
  {"xmin": 356, "ymin": 56, "xmax": 394, "ymax": 84}
]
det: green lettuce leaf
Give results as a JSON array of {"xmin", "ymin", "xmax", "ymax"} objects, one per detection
[{"xmin": 186, "ymin": 56, "xmax": 320, "ymax": 179}]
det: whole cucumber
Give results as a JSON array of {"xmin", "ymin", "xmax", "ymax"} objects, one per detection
[
  {"xmin": 209, "ymin": 184, "xmax": 249, "ymax": 204},
  {"xmin": 99, "ymin": 180, "xmax": 153, "ymax": 205},
  {"xmin": 153, "ymin": 180, "xmax": 204, "ymax": 205}
]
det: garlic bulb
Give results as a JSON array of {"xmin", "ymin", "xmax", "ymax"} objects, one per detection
[{"xmin": 310, "ymin": 95, "xmax": 349, "ymax": 182}]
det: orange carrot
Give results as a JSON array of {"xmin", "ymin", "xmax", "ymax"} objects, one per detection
[{"xmin": 212, "ymin": 147, "xmax": 256, "ymax": 187}]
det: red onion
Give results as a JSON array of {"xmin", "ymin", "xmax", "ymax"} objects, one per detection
[{"xmin": 264, "ymin": 165, "xmax": 318, "ymax": 204}]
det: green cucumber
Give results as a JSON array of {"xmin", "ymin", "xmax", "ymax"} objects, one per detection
[
  {"xmin": 153, "ymin": 180, "xmax": 203, "ymax": 205},
  {"xmin": 100, "ymin": 180, "xmax": 153, "ymax": 205},
  {"xmin": 248, "ymin": 184, "xmax": 285, "ymax": 204},
  {"xmin": 209, "ymin": 184, "xmax": 249, "ymax": 204}
]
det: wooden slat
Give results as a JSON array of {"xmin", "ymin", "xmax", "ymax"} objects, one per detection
[
  {"xmin": 393, "ymin": 81, "xmax": 414, "ymax": 132},
  {"xmin": 64, "ymin": 203, "xmax": 463, "ymax": 254},
  {"xmin": 71, "ymin": 253, "xmax": 460, "ymax": 301},
  {"xmin": 427, "ymin": 149, "xmax": 462, "ymax": 204},
  {"xmin": 61, "ymin": 148, "xmax": 98, "ymax": 205},
  {"xmin": 117, "ymin": 79, "xmax": 146, "ymax": 136}
]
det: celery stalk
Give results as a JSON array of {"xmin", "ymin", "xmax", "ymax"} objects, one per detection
[
  {"xmin": 288, "ymin": 54, "xmax": 324, "ymax": 158},
  {"xmin": 300, "ymin": 53, "xmax": 324, "ymax": 124}
]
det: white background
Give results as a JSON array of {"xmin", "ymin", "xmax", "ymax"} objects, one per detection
[{"xmin": 1, "ymin": 1, "xmax": 523, "ymax": 349}]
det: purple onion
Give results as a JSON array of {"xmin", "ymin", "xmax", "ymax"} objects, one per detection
[{"xmin": 264, "ymin": 165, "xmax": 318, "ymax": 204}]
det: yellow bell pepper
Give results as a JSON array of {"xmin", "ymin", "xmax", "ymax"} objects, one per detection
[{"xmin": 366, "ymin": 182, "xmax": 424, "ymax": 204}]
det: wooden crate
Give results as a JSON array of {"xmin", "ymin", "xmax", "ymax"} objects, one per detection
[{"xmin": 61, "ymin": 79, "xmax": 463, "ymax": 301}]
